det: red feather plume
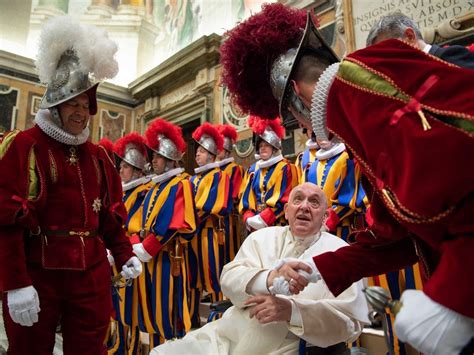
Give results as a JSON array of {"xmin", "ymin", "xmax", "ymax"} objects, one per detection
[
  {"xmin": 249, "ymin": 115, "xmax": 285, "ymax": 139},
  {"xmin": 114, "ymin": 132, "xmax": 147, "ymax": 158},
  {"xmin": 467, "ymin": 43, "xmax": 474, "ymax": 52},
  {"xmin": 192, "ymin": 122, "xmax": 224, "ymax": 151},
  {"xmin": 217, "ymin": 124, "xmax": 238, "ymax": 143},
  {"xmin": 220, "ymin": 3, "xmax": 307, "ymax": 118},
  {"xmin": 98, "ymin": 137, "xmax": 114, "ymax": 157},
  {"xmin": 145, "ymin": 118, "xmax": 186, "ymax": 154}
]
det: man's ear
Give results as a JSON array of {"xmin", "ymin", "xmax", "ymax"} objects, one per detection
[
  {"xmin": 403, "ymin": 28, "xmax": 417, "ymax": 46},
  {"xmin": 284, "ymin": 203, "xmax": 289, "ymax": 220},
  {"xmin": 291, "ymin": 79, "xmax": 300, "ymax": 96}
]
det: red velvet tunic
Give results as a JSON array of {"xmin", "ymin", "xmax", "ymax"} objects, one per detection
[
  {"xmin": 313, "ymin": 39, "xmax": 474, "ymax": 318},
  {"xmin": 0, "ymin": 125, "xmax": 133, "ymax": 291}
]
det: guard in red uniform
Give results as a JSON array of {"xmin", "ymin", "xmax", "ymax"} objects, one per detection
[
  {"xmin": 0, "ymin": 16, "xmax": 141, "ymax": 355},
  {"xmin": 220, "ymin": 4, "xmax": 474, "ymax": 354}
]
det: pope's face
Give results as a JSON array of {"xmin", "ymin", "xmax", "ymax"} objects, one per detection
[
  {"xmin": 284, "ymin": 183, "xmax": 327, "ymax": 238},
  {"xmin": 58, "ymin": 93, "xmax": 90, "ymax": 135}
]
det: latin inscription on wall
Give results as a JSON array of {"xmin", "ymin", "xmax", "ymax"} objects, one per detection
[{"xmin": 352, "ymin": 0, "xmax": 473, "ymax": 49}]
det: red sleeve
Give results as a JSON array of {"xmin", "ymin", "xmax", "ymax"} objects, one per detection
[
  {"xmin": 0, "ymin": 131, "xmax": 37, "ymax": 291},
  {"xmin": 259, "ymin": 207, "xmax": 276, "ymax": 226},
  {"xmin": 243, "ymin": 210, "xmax": 255, "ymax": 223},
  {"xmin": 98, "ymin": 149, "xmax": 133, "ymax": 269},
  {"xmin": 0, "ymin": 226, "xmax": 32, "ymax": 291},
  {"xmin": 232, "ymin": 166, "xmax": 243, "ymax": 201},
  {"xmin": 314, "ymin": 231, "xmax": 418, "ymax": 297}
]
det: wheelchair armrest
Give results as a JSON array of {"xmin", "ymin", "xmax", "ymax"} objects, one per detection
[{"xmin": 210, "ymin": 299, "xmax": 233, "ymax": 312}]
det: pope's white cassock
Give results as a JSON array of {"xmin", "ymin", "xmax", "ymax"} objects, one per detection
[{"xmin": 151, "ymin": 226, "xmax": 369, "ymax": 355}]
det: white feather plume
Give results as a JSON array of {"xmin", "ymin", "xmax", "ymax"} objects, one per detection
[{"xmin": 35, "ymin": 16, "xmax": 119, "ymax": 85}]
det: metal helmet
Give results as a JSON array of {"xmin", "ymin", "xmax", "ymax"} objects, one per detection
[
  {"xmin": 270, "ymin": 12, "xmax": 339, "ymax": 126},
  {"xmin": 258, "ymin": 127, "xmax": 282, "ymax": 150},
  {"xmin": 145, "ymin": 118, "xmax": 187, "ymax": 162},
  {"xmin": 154, "ymin": 134, "xmax": 183, "ymax": 162},
  {"xmin": 196, "ymin": 134, "xmax": 218, "ymax": 156},
  {"xmin": 249, "ymin": 116, "xmax": 285, "ymax": 151},
  {"xmin": 122, "ymin": 144, "xmax": 147, "ymax": 171},
  {"xmin": 217, "ymin": 124, "xmax": 238, "ymax": 153},
  {"xmin": 36, "ymin": 16, "xmax": 119, "ymax": 117},
  {"xmin": 223, "ymin": 137, "xmax": 233, "ymax": 152},
  {"xmin": 39, "ymin": 50, "xmax": 99, "ymax": 115},
  {"xmin": 114, "ymin": 133, "xmax": 148, "ymax": 171},
  {"xmin": 192, "ymin": 122, "xmax": 223, "ymax": 156}
]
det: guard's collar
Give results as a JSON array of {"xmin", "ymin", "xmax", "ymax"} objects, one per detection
[
  {"xmin": 151, "ymin": 167, "xmax": 184, "ymax": 184},
  {"xmin": 217, "ymin": 157, "xmax": 235, "ymax": 167},
  {"xmin": 122, "ymin": 176, "xmax": 150, "ymax": 192},
  {"xmin": 194, "ymin": 161, "xmax": 220, "ymax": 174},
  {"xmin": 256, "ymin": 154, "xmax": 283, "ymax": 169},
  {"xmin": 315, "ymin": 142, "xmax": 345, "ymax": 160},
  {"xmin": 35, "ymin": 109, "xmax": 89, "ymax": 146}
]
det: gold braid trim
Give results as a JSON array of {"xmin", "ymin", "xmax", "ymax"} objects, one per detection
[{"xmin": 48, "ymin": 150, "xmax": 58, "ymax": 184}]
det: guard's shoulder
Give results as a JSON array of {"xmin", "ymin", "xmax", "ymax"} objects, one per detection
[{"xmin": 0, "ymin": 129, "xmax": 36, "ymax": 160}]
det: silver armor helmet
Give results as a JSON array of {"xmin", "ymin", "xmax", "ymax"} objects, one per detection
[
  {"xmin": 269, "ymin": 12, "xmax": 339, "ymax": 127},
  {"xmin": 39, "ymin": 50, "xmax": 99, "ymax": 115},
  {"xmin": 122, "ymin": 144, "xmax": 147, "ymax": 171},
  {"xmin": 258, "ymin": 126, "xmax": 282, "ymax": 150},
  {"xmin": 153, "ymin": 134, "xmax": 183, "ymax": 162},
  {"xmin": 196, "ymin": 134, "xmax": 218, "ymax": 156},
  {"xmin": 223, "ymin": 136, "xmax": 233, "ymax": 152}
]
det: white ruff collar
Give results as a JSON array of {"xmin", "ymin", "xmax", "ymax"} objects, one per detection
[
  {"xmin": 311, "ymin": 63, "xmax": 340, "ymax": 144},
  {"xmin": 34, "ymin": 109, "xmax": 90, "ymax": 146},
  {"xmin": 256, "ymin": 154, "xmax": 283, "ymax": 169},
  {"xmin": 194, "ymin": 161, "xmax": 219, "ymax": 174},
  {"xmin": 315, "ymin": 142, "xmax": 346, "ymax": 160},
  {"xmin": 122, "ymin": 176, "xmax": 150, "ymax": 192},
  {"xmin": 217, "ymin": 157, "xmax": 234, "ymax": 167},
  {"xmin": 152, "ymin": 167, "xmax": 184, "ymax": 185},
  {"xmin": 306, "ymin": 139, "xmax": 319, "ymax": 150}
]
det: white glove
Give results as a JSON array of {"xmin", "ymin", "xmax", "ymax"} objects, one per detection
[
  {"xmin": 121, "ymin": 256, "xmax": 142, "ymax": 279},
  {"xmin": 268, "ymin": 276, "xmax": 291, "ymax": 296},
  {"xmin": 273, "ymin": 257, "xmax": 321, "ymax": 283},
  {"xmin": 7, "ymin": 286, "xmax": 41, "ymax": 327},
  {"xmin": 297, "ymin": 258, "xmax": 321, "ymax": 283},
  {"xmin": 246, "ymin": 214, "xmax": 267, "ymax": 230},
  {"xmin": 395, "ymin": 290, "xmax": 474, "ymax": 355},
  {"xmin": 132, "ymin": 243, "xmax": 152, "ymax": 263},
  {"xmin": 106, "ymin": 249, "xmax": 115, "ymax": 266}
]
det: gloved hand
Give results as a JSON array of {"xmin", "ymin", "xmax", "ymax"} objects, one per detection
[
  {"xmin": 132, "ymin": 243, "xmax": 152, "ymax": 263},
  {"xmin": 297, "ymin": 257, "xmax": 321, "ymax": 283},
  {"xmin": 7, "ymin": 286, "xmax": 41, "ymax": 327},
  {"xmin": 121, "ymin": 256, "xmax": 142, "ymax": 279},
  {"xmin": 395, "ymin": 290, "xmax": 474, "ymax": 355},
  {"xmin": 246, "ymin": 214, "xmax": 267, "ymax": 230},
  {"xmin": 106, "ymin": 249, "xmax": 115, "ymax": 266}
]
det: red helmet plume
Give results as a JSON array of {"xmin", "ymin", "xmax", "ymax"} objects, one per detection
[
  {"xmin": 217, "ymin": 124, "xmax": 238, "ymax": 143},
  {"xmin": 220, "ymin": 3, "xmax": 306, "ymax": 118},
  {"xmin": 249, "ymin": 115, "xmax": 285, "ymax": 139},
  {"xmin": 98, "ymin": 137, "xmax": 114, "ymax": 157},
  {"xmin": 145, "ymin": 118, "xmax": 186, "ymax": 158}
]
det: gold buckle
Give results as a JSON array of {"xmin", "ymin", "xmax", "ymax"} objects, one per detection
[{"xmin": 69, "ymin": 231, "xmax": 90, "ymax": 237}]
